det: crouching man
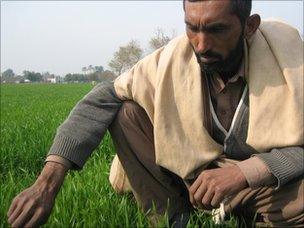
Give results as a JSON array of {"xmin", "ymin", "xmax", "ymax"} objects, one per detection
[{"xmin": 8, "ymin": 0, "xmax": 303, "ymax": 227}]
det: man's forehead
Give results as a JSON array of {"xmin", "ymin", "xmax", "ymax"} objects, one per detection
[{"xmin": 184, "ymin": 0, "xmax": 235, "ymax": 25}]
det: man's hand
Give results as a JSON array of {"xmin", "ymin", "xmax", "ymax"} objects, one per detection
[
  {"xmin": 188, "ymin": 165, "xmax": 248, "ymax": 209},
  {"xmin": 7, "ymin": 162, "xmax": 68, "ymax": 227}
]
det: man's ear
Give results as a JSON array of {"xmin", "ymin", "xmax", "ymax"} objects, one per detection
[{"xmin": 244, "ymin": 14, "xmax": 261, "ymax": 39}]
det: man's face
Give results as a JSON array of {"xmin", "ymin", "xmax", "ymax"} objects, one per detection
[{"xmin": 184, "ymin": 0, "xmax": 244, "ymax": 73}]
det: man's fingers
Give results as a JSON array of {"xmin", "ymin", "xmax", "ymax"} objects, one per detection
[
  {"xmin": 189, "ymin": 177, "xmax": 202, "ymax": 196},
  {"xmin": 11, "ymin": 203, "xmax": 34, "ymax": 228},
  {"xmin": 201, "ymin": 187, "xmax": 215, "ymax": 209},
  {"xmin": 189, "ymin": 191, "xmax": 195, "ymax": 205},
  {"xmin": 8, "ymin": 201, "xmax": 23, "ymax": 225},
  {"xmin": 193, "ymin": 183, "xmax": 207, "ymax": 206},
  {"xmin": 7, "ymin": 198, "xmax": 18, "ymax": 217},
  {"xmin": 189, "ymin": 177, "xmax": 203, "ymax": 207},
  {"xmin": 211, "ymin": 191, "xmax": 224, "ymax": 208},
  {"xmin": 24, "ymin": 208, "xmax": 44, "ymax": 228}
]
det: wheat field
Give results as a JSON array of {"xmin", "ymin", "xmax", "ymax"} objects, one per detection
[{"xmin": 0, "ymin": 83, "xmax": 241, "ymax": 227}]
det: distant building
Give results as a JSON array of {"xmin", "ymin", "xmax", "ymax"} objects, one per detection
[
  {"xmin": 43, "ymin": 72, "xmax": 63, "ymax": 83},
  {"xmin": 47, "ymin": 78, "xmax": 56, "ymax": 83},
  {"xmin": 13, "ymin": 75, "xmax": 24, "ymax": 83}
]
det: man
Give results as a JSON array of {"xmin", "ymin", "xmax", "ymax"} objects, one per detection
[{"xmin": 7, "ymin": 0, "xmax": 303, "ymax": 227}]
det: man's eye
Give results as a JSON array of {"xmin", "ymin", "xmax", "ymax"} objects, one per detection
[
  {"xmin": 187, "ymin": 25, "xmax": 199, "ymax": 33},
  {"xmin": 208, "ymin": 27, "xmax": 227, "ymax": 34}
]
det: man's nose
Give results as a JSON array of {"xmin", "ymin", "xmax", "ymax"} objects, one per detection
[{"xmin": 194, "ymin": 32, "xmax": 212, "ymax": 54}]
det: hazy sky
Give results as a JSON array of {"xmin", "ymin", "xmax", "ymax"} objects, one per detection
[{"xmin": 1, "ymin": 1, "xmax": 303, "ymax": 76}]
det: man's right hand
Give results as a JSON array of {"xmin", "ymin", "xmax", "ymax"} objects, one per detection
[{"xmin": 7, "ymin": 162, "xmax": 68, "ymax": 227}]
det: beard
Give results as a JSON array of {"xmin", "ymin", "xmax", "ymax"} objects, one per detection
[{"xmin": 194, "ymin": 34, "xmax": 244, "ymax": 74}]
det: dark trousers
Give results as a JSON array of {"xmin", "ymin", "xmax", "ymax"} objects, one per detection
[{"xmin": 109, "ymin": 101, "xmax": 193, "ymax": 220}]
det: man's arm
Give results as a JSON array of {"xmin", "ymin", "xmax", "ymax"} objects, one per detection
[
  {"xmin": 255, "ymin": 146, "xmax": 304, "ymax": 188},
  {"xmin": 189, "ymin": 146, "xmax": 304, "ymax": 209},
  {"xmin": 7, "ymin": 80, "xmax": 122, "ymax": 227},
  {"xmin": 236, "ymin": 156, "xmax": 276, "ymax": 188},
  {"xmin": 237, "ymin": 146, "xmax": 304, "ymax": 189},
  {"xmin": 47, "ymin": 80, "xmax": 122, "ymax": 168}
]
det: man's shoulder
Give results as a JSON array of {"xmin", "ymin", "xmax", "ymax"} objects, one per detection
[
  {"xmin": 259, "ymin": 19, "xmax": 301, "ymax": 37},
  {"xmin": 248, "ymin": 19, "xmax": 302, "ymax": 52}
]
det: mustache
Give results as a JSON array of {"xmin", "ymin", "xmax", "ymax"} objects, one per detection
[{"xmin": 196, "ymin": 50, "xmax": 222, "ymax": 60}]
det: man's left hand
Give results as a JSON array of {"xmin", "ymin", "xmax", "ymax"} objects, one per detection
[{"xmin": 188, "ymin": 166, "xmax": 248, "ymax": 209}]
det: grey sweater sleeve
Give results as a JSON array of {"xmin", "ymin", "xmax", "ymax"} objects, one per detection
[
  {"xmin": 47, "ymin": 81, "xmax": 122, "ymax": 169},
  {"xmin": 256, "ymin": 146, "xmax": 304, "ymax": 188}
]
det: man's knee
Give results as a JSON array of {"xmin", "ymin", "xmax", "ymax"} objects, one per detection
[
  {"xmin": 116, "ymin": 101, "xmax": 147, "ymax": 125},
  {"xmin": 110, "ymin": 100, "xmax": 153, "ymax": 147}
]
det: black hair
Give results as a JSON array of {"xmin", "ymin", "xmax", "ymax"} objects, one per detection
[{"xmin": 183, "ymin": 0, "xmax": 252, "ymax": 26}]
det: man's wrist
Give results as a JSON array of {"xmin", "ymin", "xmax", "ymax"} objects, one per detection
[
  {"xmin": 34, "ymin": 162, "xmax": 68, "ymax": 194},
  {"xmin": 234, "ymin": 165, "xmax": 249, "ymax": 188},
  {"xmin": 45, "ymin": 155, "xmax": 72, "ymax": 170},
  {"xmin": 236, "ymin": 156, "xmax": 276, "ymax": 188}
]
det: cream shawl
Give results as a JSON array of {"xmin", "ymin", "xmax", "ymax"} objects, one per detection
[{"xmin": 113, "ymin": 20, "xmax": 303, "ymax": 180}]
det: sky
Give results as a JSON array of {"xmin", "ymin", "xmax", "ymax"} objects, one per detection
[{"xmin": 1, "ymin": 1, "xmax": 303, "ymax": 76}]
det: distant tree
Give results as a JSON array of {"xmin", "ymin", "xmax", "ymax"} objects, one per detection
[
  {"xmin": 23, "ymin": 71, "xmax": 43, "ymax": 82},
  {"xmin": 149, "ymin": 28, "xmax": 176, "ymax": 51},
  {"xmin": 94, "ymin": 66, "xmax": 104, "ymax": 73},
  {"xmin": 109, "ymin": 40, "xmax": 143, "ymax": 75},
  {"xmin": 1, "ymin": 69, "xmax": 15, "ymax": 79},
  {"xmin": 82, "ymin": 65, "xmax": 104, "ymax": 76},
  {"xmin": 88, "ymin": 65, "xmax": 94, "ymax": 74},
  {"xmin": 64, "ymin": 73, "xmax": 87, "ymax": 82},
  {"xmin": 64, "ymin": 73, "xmax": 73, "ymax": 82},
  {"xmin": 82, "ymin": 67, "xmax": 88, "ymax": 75}
]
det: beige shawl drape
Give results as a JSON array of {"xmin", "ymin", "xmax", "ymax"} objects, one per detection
[{"xmin": 110, "ymin": 20, "xmax": 303, "ymax": 189}]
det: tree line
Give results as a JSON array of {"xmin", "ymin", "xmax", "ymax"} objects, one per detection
[
  {"xmin": 1, "ymin": 67, "xmax": 115, "ymax": 84},
  {"xmin": 1, "ymin": 29, "xmax": 175, "ymax": 84}
]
